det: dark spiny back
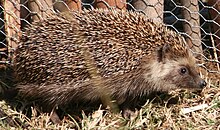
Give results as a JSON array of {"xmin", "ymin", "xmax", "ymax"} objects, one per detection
[{"xmin": 15, "ymin": 9, "xmax": 188, "ymax": 86}]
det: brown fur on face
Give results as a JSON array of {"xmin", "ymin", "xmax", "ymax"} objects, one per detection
[{"xmin": 142, "ymin": 44, "xmax": 205, "ymax": 92}]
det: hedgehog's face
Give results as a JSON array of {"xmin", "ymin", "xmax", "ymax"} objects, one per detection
[
  {"xmin": 143, "ymin": 44, "xmax": 206, "ymax": 92},
  {"xmin": 159, "ymin": 61, "xmax": 206, "ymax": 90}
]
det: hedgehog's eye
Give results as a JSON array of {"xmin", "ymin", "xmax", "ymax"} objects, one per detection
[{"xmin": 180, "ymin": 67, "xmax": 188, "ymax": 75}]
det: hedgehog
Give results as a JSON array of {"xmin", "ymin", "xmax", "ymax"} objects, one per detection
[{"xmin": 13, "ymin": 9, "xmax": 206, "ymax": 119}]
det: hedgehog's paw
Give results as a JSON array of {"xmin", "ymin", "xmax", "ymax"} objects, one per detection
[
  {"xmin": 122, "ymin": 108, "xmax": 138, "ymax": 120},
  {"xmin": 50, "ymin": 109, "xmax": 62, "ymax": 124}
]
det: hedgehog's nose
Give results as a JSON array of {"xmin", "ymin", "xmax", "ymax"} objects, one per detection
[{"xmin": 199, "ymin": 80, "xmax": 206, "ymax": 88}]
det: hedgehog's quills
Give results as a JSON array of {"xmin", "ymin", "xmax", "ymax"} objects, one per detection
[{"xmin": 14, "ymin": 9, "xmax": 206, "ymax": 117}]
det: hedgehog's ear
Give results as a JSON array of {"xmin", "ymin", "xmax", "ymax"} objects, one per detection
[{"xmin": 157, "ymin": 44, "xmax": 173, "ymax": 62}]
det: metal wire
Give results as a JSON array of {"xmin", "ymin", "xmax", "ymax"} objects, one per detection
[{"xmin": 0, "ymin": 0, "xmax": 219, "ymax": 74}]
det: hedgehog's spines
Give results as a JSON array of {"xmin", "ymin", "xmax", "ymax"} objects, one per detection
[{"xmin": 16, "ymin": 9, "xmax": 189, "ymax": 84}]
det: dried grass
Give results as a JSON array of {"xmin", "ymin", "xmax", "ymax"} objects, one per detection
[{"xmin": 0, "ymin": 76, "xmax": 219, "ymax": 129}]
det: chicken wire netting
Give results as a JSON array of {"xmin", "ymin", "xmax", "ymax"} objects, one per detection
[{"xmin": 0, "ymin": 0, "xmax": 219, "ymax": 77}]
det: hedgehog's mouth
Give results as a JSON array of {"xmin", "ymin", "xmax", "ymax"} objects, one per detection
[{"xmin": 177, "ymin": 83, "xmax": 204, "ymax": 91}]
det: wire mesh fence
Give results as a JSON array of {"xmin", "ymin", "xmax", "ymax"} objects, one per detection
[{"xmin": 0, "ymin": 0, "xmax": 219, "ymax": 76}]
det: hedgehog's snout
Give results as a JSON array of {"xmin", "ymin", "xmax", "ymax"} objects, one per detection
[{"xmin": 199, "ymin": 79, "xmax": 206, "ymax": 88}]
